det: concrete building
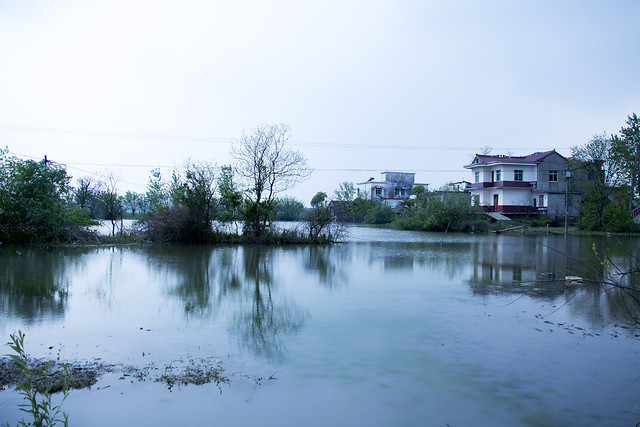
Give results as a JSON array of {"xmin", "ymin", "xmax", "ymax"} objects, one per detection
[
  {"xmin": 464, "ymin": 150, "xmax": 580, "ymax": 218},
  {"xmin": 357, "ymin": 172, "xmax": 428, "ymax": 207}
]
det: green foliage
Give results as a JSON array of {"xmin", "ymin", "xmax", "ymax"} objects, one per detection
[
  {"xmin": 332, "ymin": 181, "xmax": 356, "ymax": 201},
  {"xmin": 123, "ymin": 191, "xmax": 143, "ymax": 217},
  {"xmin": 310, "ymin": 192, "xmax": 327, "ymax": 208},
  {"xmin": 571, "ymin": 133, "xmax": 628, "ymax": 230},
  {"xmin": 331, "ymin": 197, "xmax": 377, "ymax": 223},
  {"xmin": 617, "ymin": 113, "xmax": 640, "ymax": 212},
  {"xmin": 364, "ymin": 202, "xmax": 394, "ymax": 224},
  {"xmin": 273, "ymin": 196, "xmax": 304, "ymax": 221},
  {"xmin": 602, "ymin": 203, "xmax": 633, "ymax": 232},
  {"xmin": 73, "ymin": 177, "xmax": 103, "ymax": 218},
  {"xmin": 0, "ymin": 153, "xmax": 94, "ymax": 243},
  {"xmin": 412, "ymin": 185, "xmax": 425, "ymax": 195},
  {"xmin": 141, "ymin": 162, "xmax": 217, "ymax": 243},
  {"xmin": 4, "ymin": 330, "xmax": 70, "ymax": 427},
  {"xmin": 306, "ymin": 192, "xmax": 334, "ymax": 239},
  {"xmin": 218, "ymin": 165, "xmax": 242, "ymax": 227},
  {"xmin": 146, "ymin": 168, "xmax": 167, "ymax": 213},
  {"xmin": 394, "ymin": 192, "xmax": 474, "ymax": 232}
]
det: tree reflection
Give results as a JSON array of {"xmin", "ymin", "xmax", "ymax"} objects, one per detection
[
  {"xmin": 232, "ymin": 246, "xmax": 307, "ymax": 360},
  {"xmin": 302, "ymin": 245, "xmax": 349, "ymax": 288},
  {"xmin": 0, "ymin": 246, "xmax": 82, "ymax": 322},
  {"xmin": 145, "ymin": 245, "xmax": 308, "ymax": 359}
]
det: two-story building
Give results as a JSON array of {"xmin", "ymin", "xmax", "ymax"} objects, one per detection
[
  {"xmin": 357, "ymin": 172, "xmax": 428, "ymax": 207},
  {"xmin": 464, "ymin": 150, "xmax": 579, "ymax": 218}
]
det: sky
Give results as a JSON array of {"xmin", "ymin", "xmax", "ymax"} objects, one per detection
[{"xmin": 1, "ymin": 0, "xmax": 639, "ymax": 204}]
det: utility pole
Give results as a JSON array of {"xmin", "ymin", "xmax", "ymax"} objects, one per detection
[{"xmin": 564, "ymin": 170, "xmax": 571, "ymax": 235}]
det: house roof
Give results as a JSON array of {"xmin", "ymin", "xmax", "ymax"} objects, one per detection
[{"xmin": 464, "ymin": 150, "xmax": 564, "ymax": 168}]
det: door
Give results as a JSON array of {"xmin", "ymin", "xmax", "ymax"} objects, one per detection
[{"xmin": 493, "ymin": 194, "xmax": 499, "ymax": 212}]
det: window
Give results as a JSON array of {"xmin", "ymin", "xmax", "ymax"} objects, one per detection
[
  {"xmin": 538, "ymin": 195, "xmax": 544, "ymax": 207},
  {"xmin": 496, "ymin": 170, "xmax": 501, "ymax": 181},
  {"xmin": 514, "ymin": 170, "xmax": 523, "ymax": 181},
  {"xmin": 375, "ymin": 187, "xmax": 382, "ymax": 196},
  {"xmin": 549, "ymin": 170, "xmax": 558, "ymax": 182},
  {"xmin": 475, "ymin": 172, "xmax": 480, "ymax": 183}
]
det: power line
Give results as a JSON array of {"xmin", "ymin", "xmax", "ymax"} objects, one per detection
[
  {"xmin": 7, "ymin": 151, "xmax": 467, "ymax": 173},
  {"xmin": 0, "ymin": 122, "xmax": 570, "ymax": 151}
]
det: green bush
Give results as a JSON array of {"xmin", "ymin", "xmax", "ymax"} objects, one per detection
[
  {"xmin": 364, "ymin": 203, "xmax": 394, "ymax": 224},
  {"xmin": 394, "ymin": 193, "xmax": 475, "ymax": 232},
  {"xmin": 602, "ymin": 204, "xmax": 634, "ymax": 232},
  {"xmin": 0, "ymin": 152, "xmax": 95, "ymax": 243}
]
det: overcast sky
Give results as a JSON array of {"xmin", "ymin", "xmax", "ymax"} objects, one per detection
[{"xmin": 1, "ymin": 0, "xmax": 638, "ymax": 203}]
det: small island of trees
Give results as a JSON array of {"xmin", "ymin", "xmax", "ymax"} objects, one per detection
[{"xmin": 0, "ymin": 124, "xmax": 339, "ymax": 245}]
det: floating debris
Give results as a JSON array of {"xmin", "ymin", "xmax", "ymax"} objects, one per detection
[{"xmin": 565, "ymin": 276, "xmax": 583, "ymax": 285}]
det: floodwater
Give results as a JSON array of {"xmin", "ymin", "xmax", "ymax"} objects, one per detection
[{"xmin": 1, "ymin": 226, "xmax": 639, "ymax": 426}]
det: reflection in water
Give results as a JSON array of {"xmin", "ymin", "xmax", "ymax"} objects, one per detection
[
  {"xmin": 466, "ymin": 234, "xmax": 640, "ymax": 324},
  {"xmin": 143, "ymin": 245, "xmax": 308, "ymax": 360},
  {"xmin": 1, "ymin": 232, "xmax": 638, "ymax": 357},
  {"xmin": 0, "ymin": 246, "xmax": 80, "ymax": 322},
  {"xmin": 145, "ymin": 246, "xmax": 222, "ymax": 318},
  {"xmin": 233, "ymin": 247, "xmax": 307, "ymax": 360},
  {"xmin": 302, "ymin": 245, "xmax": 349, "ymax": 288}
]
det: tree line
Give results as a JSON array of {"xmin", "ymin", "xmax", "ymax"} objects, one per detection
[
  {"xmin": 2, "ymin": 114, "xmax": 638, "ymax": 244},
  {"xmin": 0, "ymin": 124, "xmax": 338, "ymax": 244}
]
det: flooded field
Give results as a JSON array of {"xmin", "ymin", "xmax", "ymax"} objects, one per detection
[{"xmin": 1, "ymin": 226, "xmax": 639, "ymax": 426}]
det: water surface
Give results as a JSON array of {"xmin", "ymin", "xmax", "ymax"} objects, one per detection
[{"xmin": 1, "ymin": 227, "xmax": 639, "ymax": 426}]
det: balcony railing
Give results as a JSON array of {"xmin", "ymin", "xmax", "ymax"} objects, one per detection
[{"xmin": 470, "ymin": 181, "xmax": 533, "ymax": 189}]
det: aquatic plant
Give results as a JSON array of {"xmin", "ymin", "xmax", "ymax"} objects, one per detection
[{"xmin": 2, "ymin": 331, "xmax": 70, "ymax": 427}]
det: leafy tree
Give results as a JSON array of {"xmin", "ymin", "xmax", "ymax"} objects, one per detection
[
  {"xmin": 0, "ymin": 150, "xmax": 93, "ymax": 243},
  {"xmin": 310, "ymin": 192, "xmax": 327, "ymax": 207},
  {"xmin": 146, "ymin": 168, "xmax": 167, "ymax": 212},
  {"xmin": 613, "ymin": 113, "xmax": 640, "ymax": 215},
  {"xmin": 413, "ymin": 185, "xmax": 426, "ymax": 196},
  {"xmin": 141, "ymin": 161, "xmax": 217, "ymax": 243},
  {"xmin": 306, "ymin": 192, "xmax": 334, "ymax": 240},
  {"xmin": 218, "ymin": 165, "xmax": 243, "ymax": 231},
  {"xmin": 74, "ymin": 176, "xmax": 103, "ymax": 218},
  {"xmin": 179, "ymin": 161, "xmax": 217, "ymax": 241},
  {"xmin": 124, "ymin": 191, "xmax": 143, "ymax": 217},
  {"xmin": 571, "ymin": 133, "xmax": 628, "ymax": 230},
  {"xmin": 232, "ymin": 123, "xmax": 311, "ymax": 237},
  {"xmin": 274, "ymin": 196, "xmax": 304, "ymax": 221},
  {"xmin": 333, "ymin": 181, "xmax": 356, "ymax": 201}
]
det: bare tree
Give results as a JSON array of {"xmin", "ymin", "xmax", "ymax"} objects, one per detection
[
  {"xmin": 479, "ymin": 145, "xmax": 493, "ymax": 155},
  {"xmin": 232, "ymin": 123, "xmax": 311, "ymax": 236},
  {"xmin": 101, "ymin": 172, "xmax": 124, "ymax": 236}
]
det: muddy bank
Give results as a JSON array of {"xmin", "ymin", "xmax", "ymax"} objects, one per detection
[{"xmin": 0, "ymin": 355, "xmax": 235, "ymax": 393}]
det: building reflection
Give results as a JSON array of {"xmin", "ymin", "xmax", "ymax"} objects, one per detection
[{"xmin": 466, "ymin": 234, "xmax": 640, "ymax": 324}]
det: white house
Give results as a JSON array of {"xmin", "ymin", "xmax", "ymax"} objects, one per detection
[
  {"xmin": 357, "ymin": 172, "xmax": 428, "ymax": 207},
  {"xmin": 464, "ymin": 150, "xmax": 579, "ymax": 218}
]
